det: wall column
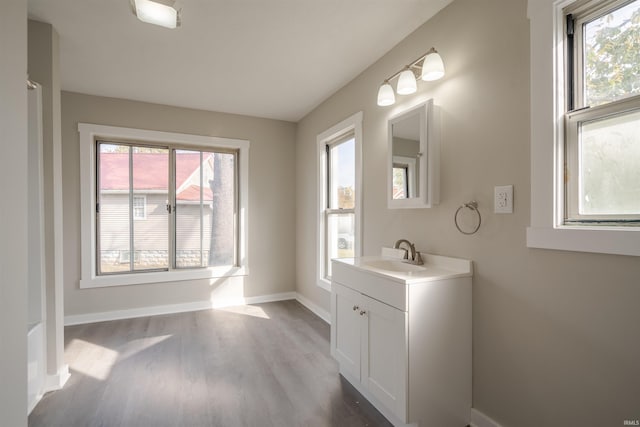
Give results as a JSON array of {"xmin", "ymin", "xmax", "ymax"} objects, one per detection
[{"xmin": 28, "ymin": 20, "xmax": 68, "ymax": 390}]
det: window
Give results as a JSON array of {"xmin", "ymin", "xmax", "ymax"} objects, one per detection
[
  {"xmin": 564, "ymin": 0, "xmax": 640, "ymax": 224},
  {"xmin": 526, "ymin": 0, "xmax": 640, "ymax": 256},
  {"xmin": 79, "ymin": 123, "xmax": 249, "ymax": 288},
  {"xmin": 317, "ymin": 112, "xmax": 362, "ymax": 290},
  {"xmin": 133, "ymin": 196, "xmax": 146, "ymax": 220},
  {"xmin": 392, "ymin": 156, "xmax": 416, "ymax": 199},
  {"xmin": 174, "ymin": 149, "xmax": 235, "ymax": 269},
  {"xmin": 96, "ymin": 142, "xmax": 237, "ymax": 275}
]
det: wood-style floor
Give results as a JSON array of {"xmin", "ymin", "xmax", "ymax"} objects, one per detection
[{"xmin": 29, "ymin": 300, "xmax": 392, "ymax": 427}]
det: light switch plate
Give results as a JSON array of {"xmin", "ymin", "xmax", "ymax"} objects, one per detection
[{"xmin": 494, "ymin": 185, "xmax": 513, "ymax": 214}]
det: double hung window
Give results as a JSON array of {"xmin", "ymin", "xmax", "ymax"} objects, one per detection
[
  {"xmin": 324, "ymin": 133, "xmax": 356, "ymax": 278},
  {"xmin": 392, "ymin": 156, "xmax": 416, "ymax": 199},
  {"xmin": 317, "ymin": 112, "xmax": 362, "ymax": 289},
  {"xmin": 564, "ymin": 0, "xmax": 640, "ymax": 224}
]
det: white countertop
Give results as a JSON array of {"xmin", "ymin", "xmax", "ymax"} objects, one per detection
[{"xmin": 333, "ymin": 254, "xmax": 473, "ymax": 285}]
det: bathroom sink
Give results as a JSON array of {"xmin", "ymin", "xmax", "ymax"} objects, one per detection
[
  {"xmin": 333, "ymin": 254, "xmax": 473, "ymax": 288},
  {"xmin": 365, "ymin": 259, "xmax": 426, "ymax": 273}
]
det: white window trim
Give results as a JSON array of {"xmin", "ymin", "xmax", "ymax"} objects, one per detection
[
  {"xmin": 79, "ymin": 123, "xmax": 250, "ymax": 288},
  {"xmin": 526, "ymin": 0, "xmax": 640, "ymax": 257},
  {"xmin": 133, "ymin": 195, "xmax": 147, "ymax": 220},
  {"xmin": 317, "ymin": 112, "xmax": 363, "ymax": 291}
]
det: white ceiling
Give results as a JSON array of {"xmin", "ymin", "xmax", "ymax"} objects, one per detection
[{"xmin": 28, "ymin": 0, "xmax": 452, "ymax": 122}]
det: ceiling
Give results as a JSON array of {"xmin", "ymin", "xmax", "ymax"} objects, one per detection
[{"xmin": 27, "ymin": 0, "xmax": 452, "ymax": 122}]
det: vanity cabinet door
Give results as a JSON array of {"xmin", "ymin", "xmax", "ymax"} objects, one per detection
[
  {"xmin": 331, "ymin": 282, "xmax": 362, "ymax": 381},
  {"xmin": 361, "ymin": 294, "xmax": 408, "ymax": 422}
]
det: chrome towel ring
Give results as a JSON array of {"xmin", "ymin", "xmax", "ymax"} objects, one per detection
[{"xmin": 454, "ymin": 201, "xmax": 481, "ymax": 235}]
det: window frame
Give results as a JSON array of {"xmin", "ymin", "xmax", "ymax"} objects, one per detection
[
  {"xmin": 79, "ymin": 123, "xmax": 250, "ymax": 288},
  {"xmin": 526, "ymin": 0, "xmax": 640, "ymax": 257},
  {"xmin": 565, "ymin": 97, "xmax": 640, "ymax": 222},
  {"xmin": 132, "ymin": 195, "xmax": 147, "ymax": 220},
  {"xmin": 317, "ymin": 112, "xmax": 363, "ymax": 290},
  {"xmin": 392, "ymin": 155, "xmax": 417, "ymax": 199},
  {"xmin": 564, "ymin": 0, "xmax": 640, "ymax": 223}
]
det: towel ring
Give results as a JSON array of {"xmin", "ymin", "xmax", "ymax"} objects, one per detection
[{"xmin": 454, "ymin": 201, "xmax": 481, "ymax": 235}]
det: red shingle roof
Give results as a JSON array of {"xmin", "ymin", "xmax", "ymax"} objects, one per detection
[
  {"xmin": 100, "ymin": 152, "xmax": 205, "ymax": 190},
  {"xmin": 176, "ymin": 185, "xmax": 213, "ymax": 201},
  {"xmin": 99, "ymin": 152, "xmax": 215, "ymax": 203}
]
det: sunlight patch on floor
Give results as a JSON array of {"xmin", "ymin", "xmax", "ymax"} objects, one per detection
[
  {"xmin": 119, "ymin": 334, "xmax": 173, "ymax": 360},
  {"xmin": 215, "ymin": 305, "xmax": 270, "ymax": 319},
  {"xmin": 69, "ymin": 339, "xmax": 120, "ymax": 381}
]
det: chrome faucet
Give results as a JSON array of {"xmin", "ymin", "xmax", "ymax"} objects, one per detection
[{"xmin": 393, "ymin": 239, "xmax": 423, "ymax": 265}]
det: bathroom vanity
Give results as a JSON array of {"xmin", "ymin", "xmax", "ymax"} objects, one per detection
[{"xmin": 330, "ymin": 254, "xmax": 472, "ymax": 427}]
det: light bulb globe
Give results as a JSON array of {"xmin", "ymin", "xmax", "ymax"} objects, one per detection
[
  {"xmin": 377, "ymin": 82, "xmax": 395, "ymax": 106},
  {"xmin": 396, "ymin": 69, "xmax": 417, "ymax": 95},
  {"xmin": 421, "ymin": 50, "xmax": 445, "ymax": 81}
]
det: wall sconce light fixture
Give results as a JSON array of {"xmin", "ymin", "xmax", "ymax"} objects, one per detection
[
  {"xmin": 377, "ymin": 47, "xmax": 445, "ymax": 107},
  {"xmin": 131, "ymin": 0, "xmax": 182, "ymax": 29}
]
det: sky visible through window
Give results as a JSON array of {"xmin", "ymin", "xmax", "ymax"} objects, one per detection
[{"xmin": 337, "ymin": 137, "xmax": 355, "ymax": 189}]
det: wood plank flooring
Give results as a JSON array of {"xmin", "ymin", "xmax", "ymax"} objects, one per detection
[{"xmin": 29, "ymin": 300, "xmax": 392, "ymax": 427}]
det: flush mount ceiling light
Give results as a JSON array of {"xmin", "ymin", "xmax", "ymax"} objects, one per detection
[
  {"xmin": 376, "ymin": 47, "xmax": 445, "ymax": 106},
  {"xmin": 131, "ymin": 0, "xmax": 182, "ymax": 29}
]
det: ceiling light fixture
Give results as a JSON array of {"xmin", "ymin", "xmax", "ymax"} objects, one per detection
[
  {"xmin": 376, "ymin": 47, "xmax": 445, "ymax": 107},
  {"xmin": 131, "ymin": 0, "xmax": 182, "ymax": 29},
  {"xmin": 377, "ymin": 80, "xmax": 396, "ymax": 106}
]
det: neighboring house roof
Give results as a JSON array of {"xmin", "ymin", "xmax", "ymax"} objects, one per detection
[
  {"xmin": 177, "ymin": 185, "xmax": 213, "ymax": 201},
  {"xmin": 100, "ymin": 152, "xmax": 213, "ymax": 200}
]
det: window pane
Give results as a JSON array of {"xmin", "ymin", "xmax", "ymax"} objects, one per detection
[
  {"xmin": 175, "ymin": 150, "xmax": 204, "ymax": 268},
  {"xmin": 584, "ymin": 0, "xmax": 640, "ymax": 106},
  {"xmin": 329, "ymin": 137, "xmax": 355, "ymax": 209},
  {"xmin": 580, "ymin": 109, "xmax": 640, "ymax": 215},
  {"xmin": 175, "ymin": 150, "xmax": 235, "ymax": 268},
  {"xmin": 133, "ymin": 196, "xmax": 146, "ymax": 219},
  {"xmin": 327, "ymin": 213, "xmax": 355, "ymax": 277},
  {"xmin": 132, "ymin": 147, "xmax": 169, "ymax": 270},
  {"xmin": 98, "ymin": 143, "xmax": 131, "ymax": 273},
  {"xmin": 393, "ymin": 166, "xmax": 408, "ymax": 199},
  {"xmin": 207, "ymin": 152, "xmax": 235, "ymax": 266}
]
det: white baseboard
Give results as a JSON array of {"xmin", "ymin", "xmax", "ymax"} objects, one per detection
[
  {"xmin": 470, "ymin": 408, "xmax": 503, "ymax": 427},
  {"xmin": 295, "ymin": 292, "xmax": 331, "ymax": 324},
  {"xmin": 64, "ymin": 291, "xmax": 332, "ymax": 327},
  {"xmin": 28, "ymin": 392, "xmax": 44, "ymax": 415},
  {"xmin": 64, "ymin": 292, "xmax": 297, "ymax": 326},
  {"xmin": 44, "ymin": 364, "xmax": 70, "ymax": 393}
]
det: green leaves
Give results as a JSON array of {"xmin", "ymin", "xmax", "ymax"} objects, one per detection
[{"xmin": 585, "ymin": 5, "xmax": 640, "ymax": 106}]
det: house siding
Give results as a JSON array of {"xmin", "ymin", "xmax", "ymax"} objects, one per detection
[{"xmin": 98, "ymin": 193, "xmax": 215, "ymax": 270}]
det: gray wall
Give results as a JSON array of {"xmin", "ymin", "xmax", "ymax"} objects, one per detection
[
  {"xmin": 28, "ymin": 19, "xmax": 66, "ymax": 380},
  {"xmin": 295, "ymin": 0, "xmax": 640, "ymax": 425},
  {"xmin": 62, "ymin": 92, "xmax": 297, "ymax": 316},
  {"xmin": 0, "ymin": 0, "xmax": 28, "ymax": 424}
]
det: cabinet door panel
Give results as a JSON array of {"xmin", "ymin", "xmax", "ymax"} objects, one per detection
[
  {"xmin": 331, "ymin": 282, "xmax": 362, "ymax": 381},
  {"xmin": 362, "ymin": 295, "xmax": 408, "ymax": 421}
]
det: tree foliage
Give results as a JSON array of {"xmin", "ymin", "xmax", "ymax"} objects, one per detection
[
  {"xmin": 585, "ymin": 5, "xmax": 640, "ymax": 106},
  {"xmin": 579, "ymin": 3, "xmax": 640, "ymax": 215}
]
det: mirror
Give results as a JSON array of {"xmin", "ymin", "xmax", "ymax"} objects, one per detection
[{"xmin": 387, "ymin": 99, "xmax": 439, "ymax": 209}]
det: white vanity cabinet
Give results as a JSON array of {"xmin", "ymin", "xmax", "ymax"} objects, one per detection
[
  {"xmin": 330, "ymin": 255, "xmax": 472, "ymax": 427},
  {"xmin": 332, "ymin": 282, "xmax": 408, "ymax": 418}
]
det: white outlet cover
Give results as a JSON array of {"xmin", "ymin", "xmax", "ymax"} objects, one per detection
[{"xmin": 494, "ymin": 185, "xmax": 513, "ymax": 214}]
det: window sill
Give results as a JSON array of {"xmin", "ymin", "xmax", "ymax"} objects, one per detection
[
  {"xmin": 318, "ymin": 277, "xmax": 331, "ymax": 292},
  {"xmin": 526, "ymin": 226, "xmax": 640, "ymax": 257},
  {"xmin": 80, "ymin": 265, "xmax": 249, "ymax": 289}
]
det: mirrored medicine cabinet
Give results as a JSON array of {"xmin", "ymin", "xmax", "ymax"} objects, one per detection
[{"xmin": 387, "ymin": 99, "xmax": 440, "ymax": 209}]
